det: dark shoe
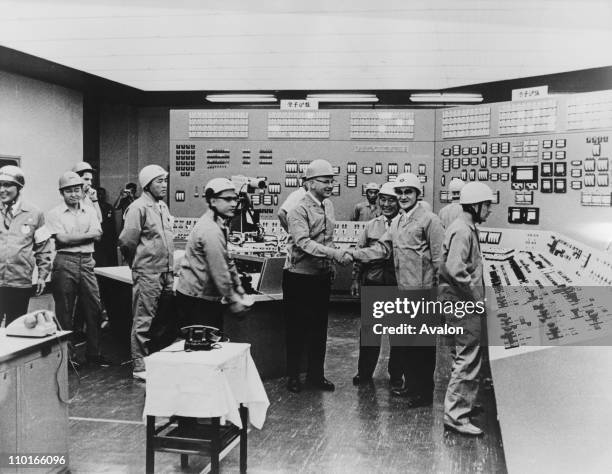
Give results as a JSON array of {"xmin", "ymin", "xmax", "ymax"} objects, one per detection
[
  {"xmin": 391, "ymin": 387, "xmax": 413, "ymax": 397},
  {"xmin": 405, "ymin": 394, "xmax": 433, "ymax": 408},
  {"xmin": 390, "ymin": 378, "xmax": 404, "ymax": 389},
  {"xmin": 306, "ymin": 377, "xmax": 335, "ymax": 392},
  {"xmin": 444, "ymin": 421, "xmax": 483, "ymax": 436},
  {"xmin": 287, "ymin": 377, "xmax": 302, "ymax": 393},
  {"xmin": 86, "ymin": 355, "xmax": 113, "ymax": 367},
  {"xmin": 352, "ymin": 374, "xmax": 372, "ymax": 386},
  {"xmin": 471, "ymin": 403, "xmax": 484, "ymax": 416}
]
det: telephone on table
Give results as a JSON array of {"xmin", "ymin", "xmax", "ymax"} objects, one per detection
[
  {"xmin": 180, "ymin": 325, "xmax": 228, "ymax": 351},
  {"xmin": 6, "ymin": 310, "xmax": 58, "ymax": 338}
]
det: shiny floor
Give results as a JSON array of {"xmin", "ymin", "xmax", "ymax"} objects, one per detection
[{"xmin": 66, "ymin": 303, "xmax": 506, "ymax": 474}]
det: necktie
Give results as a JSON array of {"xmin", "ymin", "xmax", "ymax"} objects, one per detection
[{"xmin": 3, "ymin": 204, "xmax": 13, "ymax": 230}]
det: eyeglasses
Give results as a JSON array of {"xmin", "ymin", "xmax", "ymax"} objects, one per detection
[
  {"xmin": 216, "ymin": 196, "xmax": 239, "ymax": 202},
  {"xmin": 313, "ymin": 179, "xmax": 336, "ymax": 185},
  {"xmin": 395, "ymin": 188, "xmax": 417, "ymax": 196}
]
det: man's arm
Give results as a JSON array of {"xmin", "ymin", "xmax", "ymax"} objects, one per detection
[
  {"xmin": 351, "ymin": 229, "xmax": 393, "ymax": 262},
  {"xmin": 426, "ymin": 215, "xmax": 445, "ymax": 285},
  {"xmin": 203, "ymin": 230, "xmax": 243, "ymax": 300},
  {"xmin": 117, "ymin": 204, "xmax": 142, "ymax": 266},
  {"xmin": 288, "ymin": 206, "xmax": 338, "ymax": 259},
  {"xmin": 278, "ymin": 209, "xmax": 289, "ymax": 232},
  {"xmin": 33, "ymin": 214, "xmax": 53, "ymax": 295}
]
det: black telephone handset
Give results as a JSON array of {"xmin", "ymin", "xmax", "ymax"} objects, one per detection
[{"xmin": 180, "ymin": 325, "xmax": 228, "ymax": 351}]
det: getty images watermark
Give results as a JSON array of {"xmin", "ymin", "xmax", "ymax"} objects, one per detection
[
  {"xmin": 361, "ymin": 286, "xmax": 612, "ymax": 348},
  {"xmin": 360, "ymin": 287, "xmax": 484, "ymax": 347}
]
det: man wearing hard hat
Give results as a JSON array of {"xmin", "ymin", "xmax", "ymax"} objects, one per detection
[
  {"xmin": 118, "ymin": 165, "xmax": 175, "ymax": 381},
  {"xmin": 46, "ymin": 171, "xmax": 111, "ymax": 366},
  {"xmin": 176, "ymin": 178, "xmax": 250, "ymax": 328},
  {"xmin": 438, "ymin": 178, "xmax": 466, "ymax": 229},
  {"xmin": 439, "ymin": 182, "xmax": 495, "ymax": 436},
  {"xmin": 0, "ymin": 165, "xmax": 53, "ymax": 326},
  {"xmin": 284, "ymin": 159, "xmax": 348, "ymax": 393},
  {"xmin": 72, "ymin": 161, "xmax": 102, "ymax": 223},
  {"xmin": 350, "ymin": 182, "xmax": 403, "ymax": 389},
  {"xmin": 346, "ymin": 172, "xmax": 444, "ymax": 407},
  {"xmin": 351, "ymin": 182, "xmax": 382, "ymax": 221}
]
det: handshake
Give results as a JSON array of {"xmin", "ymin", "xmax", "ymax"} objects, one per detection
[{"xmin": 332, "ymin": 248, "xmax": 355, "ymax": 266}]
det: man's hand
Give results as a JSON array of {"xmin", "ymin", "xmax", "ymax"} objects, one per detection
[
  {"xmin": 332, "ymin": 249, "xmax": 353, "ymax": 265},
  {"xmin": 35, "ymin": 277, "xmax": 46, "ymax": 296},
  {"xmin": 88, "ymin": 188, "xmax": 98, "ymax": 202},
  {"xmin": 350, "ymin": 280, "xmax": 360, "ymax": 297}
]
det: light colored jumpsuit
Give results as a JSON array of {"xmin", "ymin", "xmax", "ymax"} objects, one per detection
[
  {"xmin": 438, "ymin": 212, "xmax": 484, "ymax": 426},
  {"xmin": 118, "ymin": 192, "xmax": 174, "ymax": 372},
  {"xmin": 438, "ymin": 202, "xmax": 464, "ymax": 229},
  {"xmin": 353, "ymin": 204, "xmax": 444, "ymax": 396},
  {"xmin": 0, "ymin": 199, "xmax": 52, "ymax": 325}
]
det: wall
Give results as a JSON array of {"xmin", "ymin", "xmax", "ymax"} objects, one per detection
[
  {"xmin": 99, "ymin": 105, "xmax": 169, "ymax": 202},
  {"xmin": 0, "ymin": 70, "xmax": 82, "ymax": 210}
]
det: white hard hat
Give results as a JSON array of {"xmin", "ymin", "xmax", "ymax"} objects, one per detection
[
  {"xmin": 393, "ymin": 173, "xmax": 421, "ymax": 193},
  {"xmin": 378, "ymin": 182, "xmax": 398, "ymax": 198},
  {"xmin": 0, "ymin": 165, "xmax": 25, "ymax": 188},
  {"xmin": 460, "ymin": 182, "xmax": 494, "ymax": 204},
  {"xmin": 72, "ymin": 162, "xmax": 94, "ymax": 175},
  {"xmin": 58, "ymin": 171, "xmax": 83, "ymax": 190},
  {"xmin": 305, "ymin": 159, "xmax": 337, "ymax": 180},
  {"xmin": 205, "ymin": 177, "xmax": 236, "ymax": 196},
  {"xmin": 364, "ymin": 182, "xmax": 380, "ymax": 191},
  {"xmin": 138, "ymin": 165, "xmax": 167, "ymax": 189},
  {"xmin": 448, "ymin": 178, "xmax": 466, "ymax": 193}
]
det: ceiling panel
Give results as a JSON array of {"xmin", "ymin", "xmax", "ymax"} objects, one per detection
[{"xmin": 0, "ymin": 0, "xmax": 611, "ymax": 91}]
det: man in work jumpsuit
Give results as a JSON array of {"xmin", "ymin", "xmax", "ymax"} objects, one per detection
[
  {"xmin": 350, "ymin": 182, "xmax": 403, "ymax": 388},
  {"xmin": 348, "ymin": 172, "xmax": 444, "ymax": 407},
  {"xmin": 46, "ymin": 171, "xmax": 111, "ymax": 366},
  {"xmin": 176, "ymin": 177, "xmax": 249, "ymax": 329},
  {"xmin": 438, "ymin": 178, "xmax": 466, "ymax": 229},
  {"xmin": 439, "ymin": 182, "xmax": 495, "ymax": 436},
  {"xmin": 72, "ymin": 161, "xmax": 103, "ymax": 223},
  {"xmin": 351, "ymin": 182, "xmax": 381, "ymax": 221},
  {"xmin": 0, "ymin": 165, "xmax": 53, "ymax": 326},
  {"xmin": 118, "ymin": 165, "xmax": 174, "ymax": 381},
  {"xmin": 283, "ymin": 159, "xmax": 348, "ymax": 394}
]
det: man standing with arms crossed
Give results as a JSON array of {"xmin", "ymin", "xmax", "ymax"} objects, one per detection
[
  {"xmin": 72, "ymin": 162, "xmax": 103, "ymax": 223},
  {"xmin": 46, "ymin": 171, "xmax": 111, "ymax": 366},
  {"xmin": 284, "ymin": 159, "xmax": 348, "ymax": 393},
  {"xmin": 0, "ymin": 165, "xmax": 52, "ymax": 326},
  {"xmin": 118, "ymin": 165, "xmax": 174, "ymax": 381}
]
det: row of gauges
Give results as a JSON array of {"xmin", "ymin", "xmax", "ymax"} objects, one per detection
[
  {"xmin": 442, "ymin": 139, "xmax": 567, "ymax": 157},
  {"xmin": 442, "ymin": 156, "xmax": 510, "ymax": 171},
  {"xmin": 251, "ymin": 195, "xmax": 279, "ymax": 206}
]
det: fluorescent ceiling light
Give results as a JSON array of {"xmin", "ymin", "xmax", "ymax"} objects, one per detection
[
  {"xmin": 410, "ymin": 93, "xmax": 483, "ymax": 103},
  {"xmin": 205, "ymin": 94, "xmax": 277, "ymax": 103},
  {"xmin": 306, "ymin": 94, "xmax": 378, "ymax": 103}
]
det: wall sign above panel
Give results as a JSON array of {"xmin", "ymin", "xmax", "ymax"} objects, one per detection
[
  {"xmin": 350, "ymin": 111, "xmax": 415, "ymax": 140},
  {"xmin": 189, "ymin": 111, "xmax": 249, "ymax": 138},
  {"xmin": 498, "ymin": 99, "xmax": 557, "ymax": 135},
  {"xmin": 441, "ymin": 107, "xmax": 491, "ymax": 139},
  {"xmin": 268, "ymin": 111, "xmax": 330, "ymax": 138}
]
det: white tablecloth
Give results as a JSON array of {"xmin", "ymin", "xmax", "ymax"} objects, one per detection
[{"xmin": 142, "ymin": 341, "xmax": 269, "ymax": 429}]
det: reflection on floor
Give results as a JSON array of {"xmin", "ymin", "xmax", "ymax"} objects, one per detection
[{"xmin": 67, "ymin": 303, "xmax": 506, "ymax": 473}]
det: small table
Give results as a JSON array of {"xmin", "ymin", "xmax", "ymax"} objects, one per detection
[{"xmin": 143, "ymin": 341, "xmax": 269, "ymax": 473}]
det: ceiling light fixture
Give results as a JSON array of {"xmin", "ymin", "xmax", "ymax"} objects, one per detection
[
  {"xmin": 205, "ymin": 94, "xmax": 277, "ymax": 103},
  {"xmin": 409, "ymin": 93, "xmax": 483, "ymax": 103},
  {"xmin": 306, "ymin": 93, "xmax": 379, "ymax": 103}
]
